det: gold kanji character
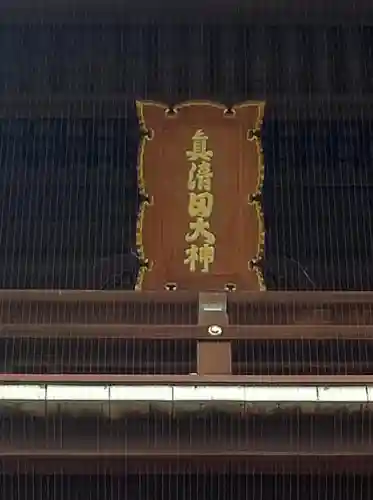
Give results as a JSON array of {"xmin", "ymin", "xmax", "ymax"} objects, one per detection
[
  {"xmin": 187, "ymin": 163, "xmax": 198, "ymax": 190},
  {"xmin": 185, "ymin": 217, "xmax": 216, "ymax": 245},
  {"xmin": 198, "ymin": 243, "xmax": 215, "ymax": 272},
  {"xmin": 186, "ymin": 130, "xmax": 213, "ymax": 162},
  {"xmin": 184, "ymin": 244, "xmax": 199, "ymax": 272},
  {"xmin": 188, "ymin": 192, "xmax": 214, "ymax": 218},
  {"xmin": 184, "ymin": 244, "xmax": 215, "ymax": 273},
  {"xmin": 188, "ymin": 162, "xmax": 213, "ymax": 191}
]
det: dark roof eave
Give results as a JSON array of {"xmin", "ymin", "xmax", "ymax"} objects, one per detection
[{"xmin": 1, "ymin": 0, "xmax": 373, "ymax": 24}]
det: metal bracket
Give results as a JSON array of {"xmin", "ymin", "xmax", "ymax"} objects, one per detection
[{"xmin": 198, "ymin": 292, "xmax": 229, "ymax": 328}]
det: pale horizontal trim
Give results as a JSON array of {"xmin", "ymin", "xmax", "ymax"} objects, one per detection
[{"xmin": 0, "ymin": 384, "xmax": 371, "ymax": 404}]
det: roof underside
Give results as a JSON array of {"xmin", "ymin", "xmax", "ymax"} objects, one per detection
[{"xmin": 1, "ymin": 0, "xmax": 373, "ymax": 23}]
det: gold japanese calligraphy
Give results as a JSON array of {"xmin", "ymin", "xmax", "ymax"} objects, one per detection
[
  {"xmin": 136, "ymin": 100, "xmax": 266, "ymax": 291},
  {"xmin": 186, "ymin": 130, "xmax": 213, "ymax": 162},
  {"xmin": 185, "ymin": 217, "xmax": 216, "ymax": 245},
  {"xmin": 188, "ymin": 192, "xmax": 213, "ymax": 218},
  {"xmin": 187, "ymin": 162, "xmax": 213, "ymax": 191},
  {"xmin": 184, "ymin": 130, "xmax": 216, "ymax": 273},
  {"xmin": 184, "ymin": 244, "xmax": 215, "ymax": 273}
]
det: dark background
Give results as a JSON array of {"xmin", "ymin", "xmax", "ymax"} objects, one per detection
[{"xmin": 1, "ymin": 10, "xmax": 373, "ymax": 290}]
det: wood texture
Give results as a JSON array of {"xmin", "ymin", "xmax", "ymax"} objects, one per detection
[{"xmin": 137, "ymin": 101, "xmax": 265, "ymax": 291}]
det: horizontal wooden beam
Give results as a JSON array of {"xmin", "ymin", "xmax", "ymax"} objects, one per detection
[
  {"xmin": 0, "ymin": 448, "xmax": 372, "ymax": 460},
  {"xmin": 1, "ymin": 324, "xmax": 373, "ymax": 339},
  {"xmin": 0, "ymin": 455, "xmax": 371, "ymax": 474},
  {"xmin": 0, "ymin": 411, "xmax": 372, "ymax": 464},
  {"xmin": 0, "ymin": 374, "xmax": 372, "ymax": 385},
  {"xmin": 0, "ymin": 288, "xmax": 373, "ymax": 304},
  {"xmin": 3, "ymin": 359, "xmax": 372, "ymax": 377},
  {"xmin": 0, "ymin": 290, "xmax": 372, "ymax": 343},
  {"xmin": 0, "ymin": 289, "xmax": 198, "ymax": 303}
]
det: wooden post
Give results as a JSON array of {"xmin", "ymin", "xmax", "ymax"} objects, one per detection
[{"xmin": 197, "ymin": 292, "xmax": 232, "ymax": 375}]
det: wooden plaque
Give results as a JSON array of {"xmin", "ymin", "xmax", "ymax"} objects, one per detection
[{"xmin": 136, "ymin": 101, "xmax": 265, "ymax": 291}]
